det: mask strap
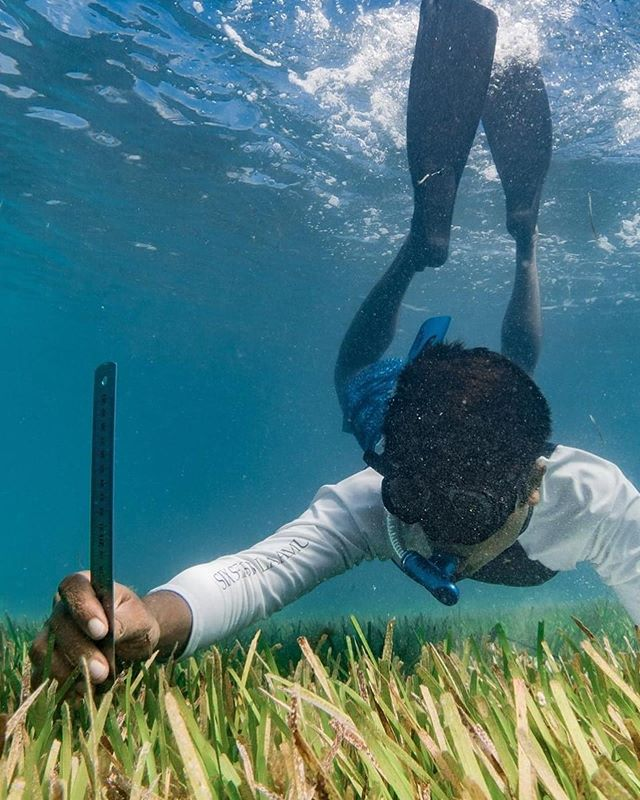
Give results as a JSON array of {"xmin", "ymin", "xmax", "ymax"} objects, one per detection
[{"xmin": 363, "ymin": 449, "xmax": 386, "ymax": 474}]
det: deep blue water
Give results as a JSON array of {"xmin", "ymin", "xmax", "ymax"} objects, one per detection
[{"xmin": 1, "ymin": 0, "xmax": 640, "ymax": 625}]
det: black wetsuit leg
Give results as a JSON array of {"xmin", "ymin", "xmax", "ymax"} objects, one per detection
[{"xmin": 483, "ymin": 62, "xmax": 552, "ymax": 375}]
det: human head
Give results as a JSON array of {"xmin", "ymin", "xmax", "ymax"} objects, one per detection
[{"xmin": 377, "ymin": 342, "xmax": 551, "ymax": 544}]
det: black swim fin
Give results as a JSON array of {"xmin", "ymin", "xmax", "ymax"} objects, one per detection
[
  {"xmin": 407, "ymin": 0, "xmax": 498, "ymax": 270},
  {"xmin": 482, "ymin": 61, "xmax": 552, "ymax": 242}
]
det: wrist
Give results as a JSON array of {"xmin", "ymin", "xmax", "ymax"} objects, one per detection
[{"xmin": 142, "ymin": 590, "xmax": 193, "ymax": 659}]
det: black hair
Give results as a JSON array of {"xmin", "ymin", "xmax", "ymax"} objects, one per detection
[{"xmin": 379, "ymin": 342, "xmax": 551, "ymax": 544}]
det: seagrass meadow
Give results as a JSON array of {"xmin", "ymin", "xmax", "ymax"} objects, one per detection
[{"xmin": 2, "ymin": 603, "xmax": 640, "ymax": 799}]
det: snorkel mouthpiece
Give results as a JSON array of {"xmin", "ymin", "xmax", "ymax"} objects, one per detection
[
  {"xmin": 401, "ymin": 550, "xmax": 460, "ymax": 606},
  {"xmin": 385, "ymin": 510, "xmax": 460, "ymax": 605}
]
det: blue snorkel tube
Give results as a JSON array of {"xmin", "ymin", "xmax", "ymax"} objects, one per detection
[
  {"xmin": 385, "ymin": 510, "xmax": 460, "ymax": 605},
  {"xmin": 380, "ymin": 315, "xmax": 461, "ymax": 606}
]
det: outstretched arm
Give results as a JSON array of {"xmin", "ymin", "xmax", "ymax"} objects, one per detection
[
  {"xmin": 31, "ymin": 471, "xmax": 390, "ymax": 684},
  {"xmin": 151, "ymin": 471, "xmax": 388, "ymax": 656}
]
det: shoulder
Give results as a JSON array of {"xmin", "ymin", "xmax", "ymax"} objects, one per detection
[
  {"xmin": 541, "ymin": 444, "xmax": 630, "ymax": 510},
  {"xmin": 521, "ymin": 443, "xmax": 639, "ymax": 570},
  {"xmin": 290, "ymin": 468, "xmax": 389, "ymax": 560},
  {"xmin": 310, "ymin": 468, "xmax": 384, "ymax": 513}
]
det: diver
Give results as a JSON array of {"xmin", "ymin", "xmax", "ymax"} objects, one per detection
[
  {"xmin": 334, "ymin": 0, "xmax": 553, "ymax": 600},
  {"xmin": 30, "ymin": 0, "xmax": 640, "ymax": 690}
]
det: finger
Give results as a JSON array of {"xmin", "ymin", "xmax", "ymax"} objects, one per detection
[
  {"xmin": 30, "ymin": 631, "xmax": 78, "ymax": 688},
  {"xmin": 49, "ymin": 649, "xmax": 77, "ymax": 687},
  {"xmin": 58, "ymin": 573, "xmax": 109, "ymax": 641},
  {"xmin": 48, "ymin": 606, "xmax": 110, "ymax": 684},
  {"xmin": 116, "ymin": 628, "xmax": 157, "ymax": 660},
  {"xmin": 29, "ymin": 630, "xmax": 54, "ymax": 688}
]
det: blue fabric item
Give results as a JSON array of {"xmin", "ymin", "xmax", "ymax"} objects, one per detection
[
  {"xmin": 343, "ymin": 316, "xmax": 451, "ymax": 452},
  {"xmin": 343, "ymin": 358, "xmax": 404, "ymax": 452}
]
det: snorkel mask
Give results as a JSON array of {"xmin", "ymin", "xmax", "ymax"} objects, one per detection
[{"xmin": 365, "ymin": 444, "xmax": 463, "ymax": 606}]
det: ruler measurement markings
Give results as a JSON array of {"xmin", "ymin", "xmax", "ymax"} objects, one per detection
[{"xmin": 90, "ymin": 362, "xmax": 117, "ymax": 679}]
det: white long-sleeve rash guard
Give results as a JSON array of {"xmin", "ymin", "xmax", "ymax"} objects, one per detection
[{"xmin": 151, "ymin": 444, "xmax": 640, "ymax": 657}]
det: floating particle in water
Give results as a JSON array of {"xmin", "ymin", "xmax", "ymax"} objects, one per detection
[
  {"xmin": 134, "ymin": 242, "xmax": 157, "ymax": 251},
  {"xmin": 588, "ymin": 414, "xmax": 606, "ymax": 446},
  {"xmin": 587, "ymin": 192, "xmax": 617, "ymax": 254},
  {"xmin": 593, "ymin": 235, "xmax": 616, "ymax": 254},
  {"xmin": 192, "ymin": 1, "xmax": 204, "ymax": 12},
  {"xmin": 66, "ymin": 72, "xmax": 91, "ymax": 81}
]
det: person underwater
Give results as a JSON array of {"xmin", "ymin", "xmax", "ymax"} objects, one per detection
[{"xmin": 31, "ymin": 0, "xmax": 640, "ymax": 691}]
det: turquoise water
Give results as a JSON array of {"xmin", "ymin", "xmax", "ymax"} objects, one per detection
[{"xmin": 1, "ymin": 0, "xmax": 639, "ymax": 624}]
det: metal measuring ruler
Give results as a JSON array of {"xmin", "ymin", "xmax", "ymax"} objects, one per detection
[{"xmin": 90, "ymin": 361, "xmax": 117, "ymax": 678}]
